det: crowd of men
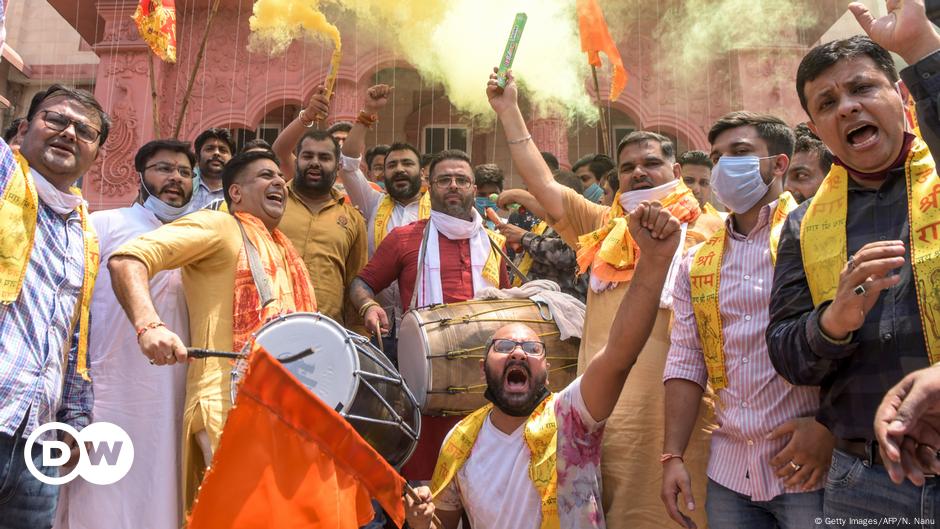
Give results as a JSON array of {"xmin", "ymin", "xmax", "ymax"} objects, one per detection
[{"xmin": 5, "ymin": 2, "xmax": 940, "ymax": 529}]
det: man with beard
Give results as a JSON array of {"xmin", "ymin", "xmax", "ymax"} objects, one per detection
[
  {"xmin": 768, "ymin": 0, "xmax": 940, "ymax": 521},
  {"xmin": 662, "ymin": 113, "xmax": 832, "ymax": 529},
  {"xmin": 404, "ymin": 201, "xmax": 686, "ymax": 529},
  {"xmin": 349, "ymin": 149, "xmax": 509, "ymax": 482},
  {"xmin": 108, "ymin": 150, "xmax": 317, "ymax": 512},
  {"xmin": 487, "ymin": 70, "xmax": 722, "ymax": 529},
  {"xmin": 55, "ymin": 140, "xmax": 195, "ymax": 529},
  {"xmin": 278, "ymin": 129, "xmax": 366, "ymax": 330},
  {"xmin": 0, "ymin": 84, "xmax": 107, "ymax": 529},
  {"xmin": 784, "ymin": 123, "xmax": 831, "ymax": 203},
  {"xmin": 188, "ymin": 127, "xmax": 234, "ymax": 210}
]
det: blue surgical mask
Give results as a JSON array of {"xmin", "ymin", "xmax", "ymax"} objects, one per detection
[
  {"xmin": 583, "ymin": 182, "xmax": 604, "ymax": 203},
  {"xmin": 475, "ymin": 196, "xmax": 498, "ymax": 215},
  {"xmin": 711, "ymin": 155, "xmax": 774, "ymax": 213},
  {"xmin": 140, "ymin": 173, "xmax": 190, "ymax": 223}
]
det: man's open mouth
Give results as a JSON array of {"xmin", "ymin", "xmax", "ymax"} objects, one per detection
[{"xmin": 845, "ymin": 123, "xmax": 879, "ymax": 149}]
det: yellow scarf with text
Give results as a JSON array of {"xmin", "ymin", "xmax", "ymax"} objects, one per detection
[
  {"xmin": 576, "ymin": 183, "xmax": 701, "ymax": 283},
  {"xmin": 0, "ymin": 152, "xmax": 98, "ymax": 381},
  {"xmin": 430, "ymin": 394, "xmax": 559, "ymax": 529},
  {"xmin": 690, "ymin": 193, "xmax": 797, "ymax": 390},
  {"xmin": 801, "ymin": 137, "xmax": 940, "ymax": 364},
  {"xmin": 373, "ymin": 191, "xmax": 431, "ymax": 250}
]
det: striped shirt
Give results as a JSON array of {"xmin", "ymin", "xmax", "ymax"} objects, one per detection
[
  {"xmin": 665, "ymin": 200, "xmax": 820, "ymax": 501},
  {"xmin": 0, "ymin": 140, "xmax": 93, "ymax": 439}
]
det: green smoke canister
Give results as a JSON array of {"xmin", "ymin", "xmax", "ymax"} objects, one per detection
[{"xmin": 497, "ymin": 13, "xmax": 527, "ymax": 88}]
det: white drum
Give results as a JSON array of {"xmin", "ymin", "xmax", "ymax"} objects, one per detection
[{"xmin": 231, "ymin": 312, "xmax": 421, "ymax": 469}]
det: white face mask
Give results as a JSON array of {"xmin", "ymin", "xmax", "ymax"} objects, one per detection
[
  {"xmin": 619, "ymin": 179, "xmax": 680, "ymax": 213},
  {"xmin": 139, "ymin": 173, "xmax": 190, "ymax": 223},
  {"xmin": 31, "ymin": 169, "xmax": 84, "ymax": 215},
  {"xmin": 711, "ymin": 155, "xmax": 774, "ymax": 213}
]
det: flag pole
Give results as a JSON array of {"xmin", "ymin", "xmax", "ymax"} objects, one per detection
[
  {"xmin": 173, "ymin": 0, "xmax": 222, "ymax": 138},
  {"xmin": 403, "ymin": 483, "xmax": 443, "ymax": 529},
  {"xmin": 590, "ymin": 64, "xmax": 611, "ymax": 156},
  {"xmin": 148, "ymin": 52, "xmax": 161, "ymax": 136}
]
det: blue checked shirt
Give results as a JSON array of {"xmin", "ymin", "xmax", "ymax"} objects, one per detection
[{"xmin": 0, "ymin": 139, "xmax": 93, "ymax": 439}]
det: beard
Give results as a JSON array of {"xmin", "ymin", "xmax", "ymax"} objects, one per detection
[
  {"xmin": 294, "ymin": 163, "xmax": 336, "ymax": 195},
  {"xmin": 483, "ymin": 359, "xmax": 549, "ymax": 417},
  {"xmin": 430, "ymin": 191, "xmax": 474, "ymax": 221},
  {"xmin": 385, "ymin": 171, "xmax": 422, "ymax": 201}
]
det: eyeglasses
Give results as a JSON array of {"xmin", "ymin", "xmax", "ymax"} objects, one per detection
[
  {"xmin": 39, "ymin": 110, "xmax": 101, "ymax": 144},
  {"xmin": 488, "ymin": 339, "xmax": 546, "ymax": 357},
  {"xmin": 432, "ymin": 175, "xmax": 473, "ymax": 189},
  {"xmin": 145, "ymin": 162, "xmax": 194, "ymax": 179}
]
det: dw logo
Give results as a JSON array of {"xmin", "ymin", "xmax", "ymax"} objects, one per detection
[{"xmin": 24, "ymin": 422, "xmax": 134, "ymax": 485}]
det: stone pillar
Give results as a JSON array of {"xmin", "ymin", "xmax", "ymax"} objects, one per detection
[
  {"xmin": 529, "ymin": 113, "xmax": 570, "ymax": 169},
  {"xmin": 82, "ymin": 0, "xmax": 155, "ymax": 210}
]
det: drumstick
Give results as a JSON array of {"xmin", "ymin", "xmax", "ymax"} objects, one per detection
[
  {"xmin": 371, "ymin": 320, "xmax": 385, "ymax": 354},
  {"xmin": 187, "ymin": 348, "xmax": 247, "ymax": 360},
  {"xmin": 404, "ymin": 483, "xmax": 442, "ymax": 529}
]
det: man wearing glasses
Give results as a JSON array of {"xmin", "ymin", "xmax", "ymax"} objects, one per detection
[
  {"xmin": 0, "ymin": 84, "xmax": 109, "ymax": 528},
  {"xmin": 349, "ymin": 149, "xmax": 510, "ymax": 482},
  {"xmin": 404, "ymin": 202, "xmax": 684, "ymax": 529},
  {"xmin": 55, "ymin": 140, "xmax": 196, "ymax": 529}
]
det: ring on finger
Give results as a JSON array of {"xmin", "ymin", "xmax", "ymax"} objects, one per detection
[
  {"xmin": 789, "ymin": 461, "xmax": 802, "ymax": 472},
  {"xmin": 853, "ymin": 284, "xmax": 867, "ymax": 297}
]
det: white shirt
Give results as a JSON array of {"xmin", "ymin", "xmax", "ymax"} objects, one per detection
[
  {"xmin": 435, "ymin": 377, "xmax": 603, "ymax": 529},
  {"xmin": 339, "ymin": 154, "xmax": 423, "ymax": 256},
  {"xmin": 55, "ymin": 203, "xmax": 189, "ymax": 529}
]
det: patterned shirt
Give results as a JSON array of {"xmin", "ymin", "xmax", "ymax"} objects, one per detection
[
  {"xmin": 436, "ymin": 376, "xmax": 606, "ymax": 528},
  {"xmin": 666, "ymin": 201, "xmax": 819, "ymax": 501},
  {"xmin": 767, "ymin": 154, "xmax": 929, "ymax": 441},
  {"xmin": 0, "ymin": 141, "xmax": 93, "ymax": 439},
  {"xmin": 520, "ymin": 228, "xmax": 588, "ymax": 303},
  {"xmin": 186, "ymin": 172, "xmax": 224, "ymax": 213}
]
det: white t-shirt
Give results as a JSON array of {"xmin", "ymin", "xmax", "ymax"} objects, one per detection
[{"xmin": 435, "ymin": 377, "xmax": 603, "ymax": 529}]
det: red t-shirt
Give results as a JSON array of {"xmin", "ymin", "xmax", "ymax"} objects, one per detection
[
  {"xmin": 357, "ymin": 218, "xmax": 510, "ymax": 311},
  {"xmin": 357, "ymin": 218, "xmax": 510, "ymax": 480}
]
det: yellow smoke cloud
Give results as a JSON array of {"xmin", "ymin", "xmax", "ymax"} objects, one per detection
[
  {"xmin": 250, "ymin": 0, "xmax": 599, "ymax": 122},
  {"xmin": 248, "ymin": 0, "xmax": 340, "ymax": 55}
]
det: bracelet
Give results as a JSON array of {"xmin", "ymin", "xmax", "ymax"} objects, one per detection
[
  {"xmin": 358, "ymin": 300, "xmax": 381, "ymax": 318},
  {"xmin": 298, "ymin": 109, "xmax": 316, "ymax": 128},
  {"xmin": 136, "ymin": 321, "xmax": 166, "ymax": 342},
  {"xmin": 356, "ymin": 110, "xmax": 378, "ymax": 129},
  {"xmin": 660, "ymin": 453, "xmax": 684, "ymax": 464},
  {"xmin": 508, "ymin": 134, "xmax": 532, "ymax": 145}
]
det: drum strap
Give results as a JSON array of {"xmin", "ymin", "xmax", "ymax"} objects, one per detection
[
  {"xmin": 409, "ymin": 221, "xmax": 432, "ymax": 311},
  {"xmin": 236, "ymin": 218, "xmax": 276, "ymax": 308}
]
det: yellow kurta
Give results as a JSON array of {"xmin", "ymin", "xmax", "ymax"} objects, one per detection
[
  {"xmin": 279, "ymin": 186, "xmax": 367, "ymax": 332},
  {"xmin": 548, "ymin": 187, "xmax": 722, "ymax": 529},
  {"xmin": 112, "ymin": 209, "xmax": 295, "ymax": 513}
]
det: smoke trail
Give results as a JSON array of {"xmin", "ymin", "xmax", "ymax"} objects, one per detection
[
  {"xmin": 251, "ymin": 0, "xmax": 600, "ymax": 122},
  {"xmin": 248, "ymin": 0, "xmax": 340, "ymax": 55}
]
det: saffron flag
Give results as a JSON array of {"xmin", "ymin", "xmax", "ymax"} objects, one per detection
[
  {"xmin": 576, "ymin": 0, "xmax": 627, "ymax": 101},
  {"xmin": 132, "ymin": 0, "xmax": 177, "ymax": 63},
  {"xmin": 899, "ymin": 80, "xmax": 922, "ymax": 140},
  {"xmin": 188, "ymin": 347, "xmax": 406, "ymax": 529}
]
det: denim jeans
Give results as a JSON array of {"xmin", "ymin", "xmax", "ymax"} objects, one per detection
[
  {"xmin": 824, "ymin": 448, "xmax": 940, "ymax": 529},
  {"xmin": 706, "ymin": 477, "xmax": 824, "ymax": 529},
  {"xmin": 0, "ymin": 419, "xmax": 60, "ymax": 529}
]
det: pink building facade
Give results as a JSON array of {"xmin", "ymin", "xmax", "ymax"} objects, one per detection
[{"xmin": 10, "ymin": 0, "xmax": 850, "ymax": 210}]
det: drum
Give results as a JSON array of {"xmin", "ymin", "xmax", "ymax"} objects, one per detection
[
  {"xmin": 397, "ymin": 299, "xmax": 580, "ymax": 416},
  {"xmin": 231, "ymin": 312, "xmax": 420, "ymax": 469}
]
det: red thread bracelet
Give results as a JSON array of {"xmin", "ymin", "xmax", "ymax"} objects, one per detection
[{"xmin": 136, "ymin": 321, "xmax": 166, "ymax": 342}]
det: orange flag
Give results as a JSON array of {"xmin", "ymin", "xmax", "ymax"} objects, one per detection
[
  {"xmin": 132, "ymin": 0, "xmax": 177, "ymax": 63},
  {"xmin": 576, "ymin": 0, "xmax": 627, "ymax": 101},
  {"xmin": 188, "ymin": 347, "xmax": 406, "ymax": 529}
]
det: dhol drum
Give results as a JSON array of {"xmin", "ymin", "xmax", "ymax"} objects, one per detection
[
  {"xmin": 231, "ymin": 312, "xmax": 420, "ymax": 469},
  {"xmin": 398, "ymin": 299, "xmax": 580, "ymax": 416}
]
